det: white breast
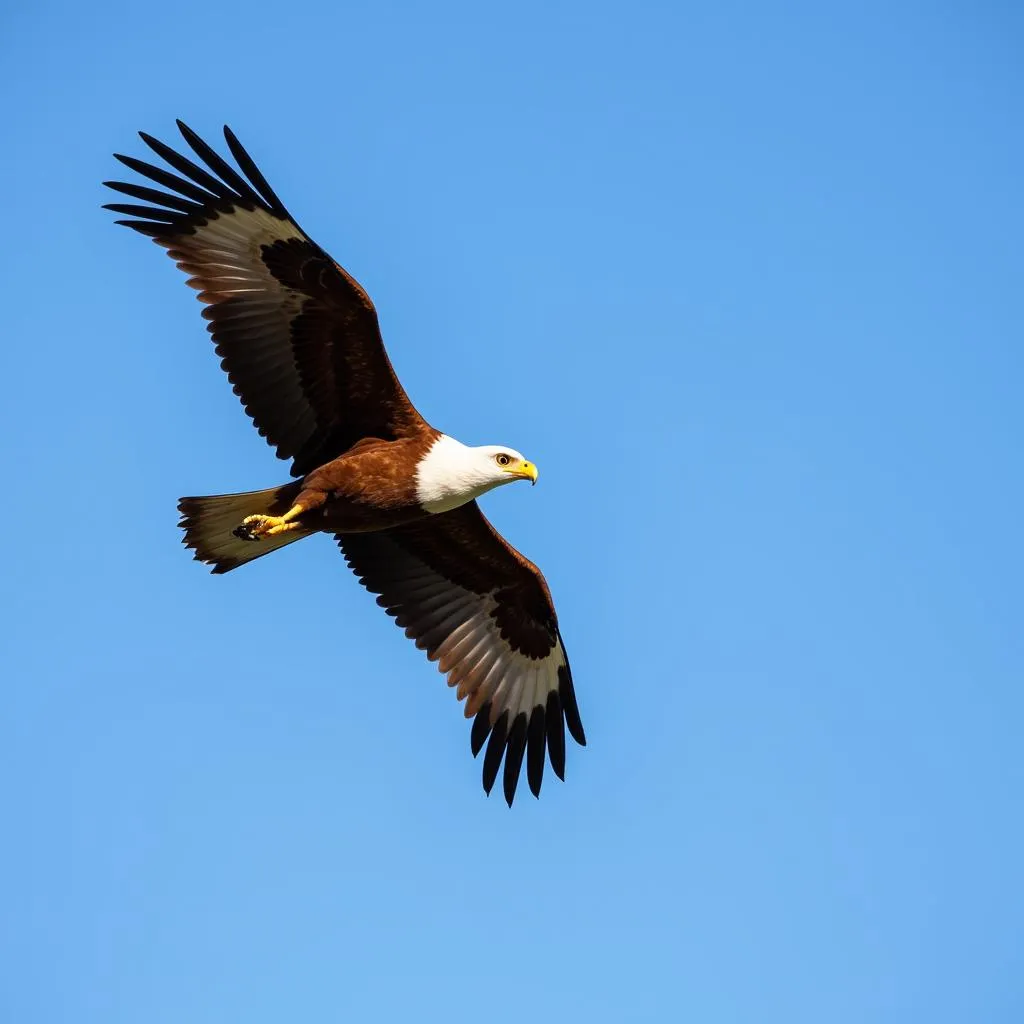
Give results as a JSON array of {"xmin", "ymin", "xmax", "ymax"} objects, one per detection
[{"xmin": 415, "ymin": 435, "xmax": 499, "ymax": 514}]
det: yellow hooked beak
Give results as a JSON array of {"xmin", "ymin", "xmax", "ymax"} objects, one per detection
[{"xmin": 509, "ymin": 459, "xmax": 539, "ymax": 485}]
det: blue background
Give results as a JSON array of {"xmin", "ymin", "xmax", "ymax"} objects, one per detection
[{"xmin": 2, "ymin": 2, "xmax": 1021, "ymax": 1021}]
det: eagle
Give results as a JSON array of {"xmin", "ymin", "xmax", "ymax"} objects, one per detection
[{"xmin": 104, "ymin": 121, "xmax": 585, "ymax": 805}]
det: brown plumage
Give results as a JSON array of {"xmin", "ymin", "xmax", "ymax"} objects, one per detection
[{"xmin": 105, "ymin": 120, "xmax": 585, "ymax": 805}]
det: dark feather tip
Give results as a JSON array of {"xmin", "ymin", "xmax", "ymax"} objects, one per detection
[
  {"xmin": 482, "ymin": 711, "xmax": 509, "ymax": 795},
  {"xmin": 502, "ymin": 713, "xmax": 528, "ymax": 807},
  {"xmin": 470, "ymin": 701, "xmax": 494, "ymax": 757}
]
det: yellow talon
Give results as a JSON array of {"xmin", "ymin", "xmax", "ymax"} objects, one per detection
[{"xmin": 234, "ymin": 504, "xmax": 305, "ymax": 542}]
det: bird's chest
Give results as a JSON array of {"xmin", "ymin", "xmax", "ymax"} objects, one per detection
[{"xmin": 303, "ymin": 444, "xmax": 431, "ymax": 533}]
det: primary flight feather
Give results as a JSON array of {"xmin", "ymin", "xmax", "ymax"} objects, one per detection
[{"xmin": 104, "ymin": 120, "xmax": 585, "ymax": 805}]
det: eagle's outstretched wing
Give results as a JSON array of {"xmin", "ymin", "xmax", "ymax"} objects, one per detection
[
  {"xmin": 338, "ymin": 504, "xmax": 586, "ymax": 805},
  {"xmin": 105, "ymin": 121, "xmax": 428, "ymax": 476}
]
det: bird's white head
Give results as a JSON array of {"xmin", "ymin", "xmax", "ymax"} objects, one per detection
[{"xmin": 415, "ymin": 435, "xmax": 538, "ymax": 514}]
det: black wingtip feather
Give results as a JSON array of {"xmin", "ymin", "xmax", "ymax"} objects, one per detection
[
  {"xmin": 471, "ymin": 701, "xmax": 493, "ymax": 757},
  {"xmin": 223, "ymin": 124, "xmax": 288, "ymax": 215},
  {"xmin": 103, "ymin": 203, "xmax": 181, "ymax": 223},
  {"xmin": 546, "ymin": 691, "xmax": 566, "ymax": 781},
  {"xmin": 559, "ymin": 665, "xmax": 587, "ymax": 747},
  {"xmin": 503, "ymin": 714, "xmax": 528, "ymax": 807},
  {"xmin": 482, "ymin": 711, "xmax": 509, "ymax": 795},
  {"xmin": 526, "ymin": 705, "xmax": 546, "ymax": 798},
  {"xmin": 113, "ymin": 152, "xmax": 218, "ymax": 205},
  {"xmin": 113, "ymin": 219, "xmax": 170, "ymax": 237},
  {"xmin": 139, "ymin": 129, "xmax": 238, "ymax": 201},
  {"xmin": 176, "ymin": 120, "xmax": 258, "ymax": 203},
  {"xmin": 103, "ymin": 180, "xmax": 201, "ymax": 215}
]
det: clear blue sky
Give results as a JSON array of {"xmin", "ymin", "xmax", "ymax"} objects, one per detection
[{"xmin": 1, "ymin": 2, "xmax": 1021, "ymax": 1021}]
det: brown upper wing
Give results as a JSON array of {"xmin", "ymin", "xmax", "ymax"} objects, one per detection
[
  {"xmin": 105, "ymin": 120, "xmax": 428, "ymax": 476},
  {"xmin": 338, "ymin": 503, "xmax": 586, "ymax": 806}
]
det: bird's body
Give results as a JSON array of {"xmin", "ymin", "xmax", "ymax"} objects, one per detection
[
  {"xmin": 304, "ymin": 435, "xmax": 436, "ymax": 533},
  {"xmin": 105, "ymin": 121, "xmax": 585, "ymax": 804}
]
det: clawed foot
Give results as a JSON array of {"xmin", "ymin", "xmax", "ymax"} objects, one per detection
[{"xmin": 233, "ymin": 506, "xmax": 305, "ymax": 542}]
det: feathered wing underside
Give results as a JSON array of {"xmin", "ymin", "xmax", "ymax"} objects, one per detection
[
  {"xmin": 104, "ymin": 120, "xmax": 428, "ymax": 476},
  {"xmin": 338, "ymin": 503, "xmax": 585, "ymax": 806}
]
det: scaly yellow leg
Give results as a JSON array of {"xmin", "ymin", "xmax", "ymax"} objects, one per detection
[{"xmin": 234, "ymin": 504, "xmax": 306, "ymax": 542}]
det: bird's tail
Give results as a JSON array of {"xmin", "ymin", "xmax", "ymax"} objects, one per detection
[{"xmin": 178, "ymin": 481, "xmax": 310, "ymax": 574}]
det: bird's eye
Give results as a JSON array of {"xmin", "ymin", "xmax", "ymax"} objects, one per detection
[{"xmin": 495, "ymin": 453, "xmax": 512, "ymax": 467}]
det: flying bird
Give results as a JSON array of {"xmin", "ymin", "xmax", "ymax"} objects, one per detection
[{"xmin": 104, "ymin": 121, "xmax": 585, "ymax": 805}]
